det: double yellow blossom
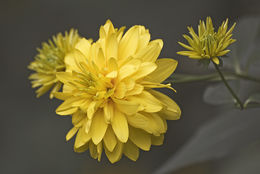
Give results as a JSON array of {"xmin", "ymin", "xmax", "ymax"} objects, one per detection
[
  {"xmin": 55, "ymin": 20, "xmax": 181, "ymax": 163},
  {"xmin": 177, "ymin": 17, "xmax": 236, "ymax": 64},
  {"xmin": 28, "ymin": 29, "xmax": 80, "ymax": 98}
]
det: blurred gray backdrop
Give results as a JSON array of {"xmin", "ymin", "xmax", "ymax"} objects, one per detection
[{"xmin": 1, "ymin": 0, "xmax": 260, "ymax": 174}]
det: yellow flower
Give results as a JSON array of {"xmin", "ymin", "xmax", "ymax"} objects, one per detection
[
  {"xmin": 177, "ymin": 17, "xmax": 236, "ymax": 64},
  {"xmin": 55, "ymin": 20, "xmax": 181, "ymax": 163},
  {"xmin": 28, "ymin": 29, "xmax": 80, "ymax": 98}
]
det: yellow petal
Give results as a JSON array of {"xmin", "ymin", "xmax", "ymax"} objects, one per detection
[
  {"xmin": 103, "ymin": 19, "xmax": 115, "ymax": 36},
  {"xmin": 104, "ymin": 141, "xmax": 123, "ymax": 163},
  {"xmin": 64, "ymin": 49, "xmax": 87, "ymax": 72},
  {"xmin": 79, "ymin": 99, "xmax": 92, "ymax": 113},
  {"xmin": 106, "ymin": 71, "xmax": 118, "ymax": 78},
  {"xmin": 89, "ymin": 141, "xmax": 103, "ymax": 161},
  {"xmin": 108, "ymin": 57, "xmax": 118, "ymax": 72},
  {"xmin": 75, "ymin": 38, "xmax": 92, "ymax": 58},
  {"xmin": 124, "ymin": 79, "xmax": 135, "ymax": 91},
  {"xmin": 87, "ymin": 101, "xmax": 97, "ymax": 119},
  {"xmin": 151, "ymin": 134, "xmax": 164, "ymax": 146},
  {"xmin": 35, "ymin": 84, "xmax": 53, "ymax": 98},
  {"xmin": 111, "ymin": 109, "xmax": 129, "ymax": 143},
  {"xmin": 149, "ymin": 90, "xmax": 181, "ymax": 120},
  {"xmin": 178, "ymin": 41, "xmax": 194, "ymax": 51},
  {"xmin": 114, "ymin": 82, "xmax": 127, "ymax": 99},
  {"xmin": 116, "ymin": 26, "xmax": 126, "ymax": 42},
  {"xmin": 150, "ymin": 113, "xmax": 167, "ymax": 134},
  {"xmin": 74, "ymin": 142, "xmax": 89, "ymax": 153},
  {"xmin": 49, "ymin": 82, "xmax": 62, "ymax": 99},
  {"xmin": 177, "ymin": 51, "xmax": 201, "ymax": 58},
  {"xmin": 89, "ymin": 141, "xmax": 98, "ymax": 159},
  {"xmin": 118, "ymin": 59, "xmax": 141, "ymax": 80},
  {"xmin": 56, "ymin": 72, "xmax": 74, "ymax": 84},
  {"xmin": 127, "ymin": 112, "xmax": 165, "ymax": 135},
  {"xmin": 104, "ymin": 101, "xmax": 114, "ymax": 123},
  {"xmin": 113, "ymin": 98, "xmax": 140, "ymax": 115},
  {"xmin": 74, "ymin": 127, "xmax": 91, "ymax": 149},
  {"xmin": 99, "ymin": 25, "xmax": 106, "ymax": 39},
  {"xmin": 91, "ymin": 110, "xmax": 108, "ymax": 145},
  {"xmin": 217, "ymin": 50, "xmax": 230, "ymax": 57},
  {"xmin": 136, "ymin": 26, "xmax": 150, "ymax": 52},
  {"xmin": 129, "ymin": 127, "xmax": 151, "ymax": 151},
  {"xmin": 119, "ymin": 26, "xmax": 139, "ymax": 60},
  {"xmin": 84, "ymin": 118, "xmax": 92, "ymax": 134},
  {"xmin": 212, "ymin": 57, "xmax": 220, "ymax": 64},
  {"xmin": 97, "ymin": 142, "xmax": 103, "ymax": 161},
  {"xmin": 62, "ymin": 84, "xmax": 74, "ymax": 93},
  {"xmin": 123, "ymin": 140, "xmax": 140, "ymax": 161},
  {"xmin": 66, "ymin": 127, "xmax": 79, "ymax": 141},
  {"xmin": 106, "ymin": 33, "xmax": 118, "ymax": 59},
  {"xmin": 125, "ymin": 84, "xmax": 144, "ymax": 96},
  {"xmin": 72, "ymin": 111, "xmax": 85, "ymax": 127},
  {"xmin": 127, "ymin": 91, "xmax": 162, "ymax": 113},
  {"xmin": 135, "ymin": 39, "xmax": 163, "ymax": 62},
  {"xmin": 103, "ymin": 126, "xmax": 117, "ymax": 152},
  {"xmin": 127, "ymin": 113, "xmax": 149, "ymax": 130},
  {"xmin": 95, "ymin": 47, "xmax": 105, "ymax": 68},
  {"xmin": 145, "ymin": 58, "xmax": 178, "ymax": 83},
  {"xmin": 56, "ymin": 97, "xmax": 80, "ymax": 115},
  {"xmin": 141, "ymin": 81, "xmax": 176, "ymax": 92},
  {"xmin": 53, "ymin": 92, "xmax": 72, "ymax": 100},
  {"xmin": 130, "ymin": 62, "xmax": 157, "ymax": 80}
]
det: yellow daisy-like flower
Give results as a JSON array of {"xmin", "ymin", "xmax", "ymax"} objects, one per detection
[
  {"xmin": 28, "ymin": 29, "xmax": 81, "ymax": 98},
  {"xmin": 55, "ymin": 20, "xmax": 181, "ymax": 163},
  {"xmin": 177, "ymin": 17, "xmax": 236, "ymax": 64}
]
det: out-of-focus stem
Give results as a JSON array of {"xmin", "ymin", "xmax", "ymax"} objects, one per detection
[{"xmin": 213, "ymin": 62, "xmax": 244, "ymax": 110}]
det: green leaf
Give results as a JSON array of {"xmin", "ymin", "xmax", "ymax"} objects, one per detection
[
  {"xmin": 203, "ymin": 80, "xmax": 240, "ymax": 106},
  {"xmin": 153, "ymin": 108, "xmax": 260, "ymax": 174},
  {"xmin": 244, "ymin": 92, "xmax": 260, "ymax": 108}
]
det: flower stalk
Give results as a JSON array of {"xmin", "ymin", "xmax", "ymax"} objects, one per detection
[{"xmin": 212, "ymin": 61, "xmax": 244, "ymax": 109}]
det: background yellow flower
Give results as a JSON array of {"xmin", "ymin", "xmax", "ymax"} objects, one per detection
[
  {"xmin": 28, "ymin": 29, "xmax": 80, "ymax": 98},
  {"xmin": 177, "ymin": 17, "xmax": 236, "ymax": 65}
]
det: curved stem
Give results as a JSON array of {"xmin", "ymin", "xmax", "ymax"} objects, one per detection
[{"xmin": 213, "ymin": 62, "xmax": 244, "ymax": 110}]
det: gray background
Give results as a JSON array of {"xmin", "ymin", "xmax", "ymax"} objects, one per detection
[{"xmin": 1, "ymin": 0, "xmax": 260, "ymax": 173}]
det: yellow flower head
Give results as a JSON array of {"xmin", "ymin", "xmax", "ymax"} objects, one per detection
[
  {"xmin": 177, "ymin": 17, "xmax": 236, "ymax": 64},
  {"xmin": 28, "ymin": 29, "xmax": 80, "ymax": 98},
  {"xmin": 55, "ymin": 20, "xmax": 181, "ymax": 163}
]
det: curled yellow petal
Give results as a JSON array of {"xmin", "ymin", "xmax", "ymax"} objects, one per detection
[
  {"xmin": 145, "ymin": 58, "xmax": 178, "ymax": 83},
  {"xmin": 150, "ymin": 90, "xmax": 181, "ymax": 120}
]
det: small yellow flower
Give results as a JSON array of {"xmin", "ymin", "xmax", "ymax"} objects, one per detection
[
  {"xmin": 177, "ymin": 17, "xmax": 236, "ymax": 64},
  {"xmin": 28, "ymin": 29, "xmax": 80, "ymax": 98},
  {"xmin": 55, "ymin": 20, "xmax": 181, "ymax": 163}
]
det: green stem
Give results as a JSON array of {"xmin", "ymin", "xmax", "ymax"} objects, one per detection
[
  {"xmin": 234, "ymin": 73, "xmax": 260, "ymax": 83},
  {"xmin": 166, "ymin": 73, "xmax": 235, "ymax": 83},
  {"xmin": 213, "ymin": 62, "xmax": 244, "ymax": 110},
  {"xmin": 167, "ymin": 72, "xmax": 260, "ymax": 84}
]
